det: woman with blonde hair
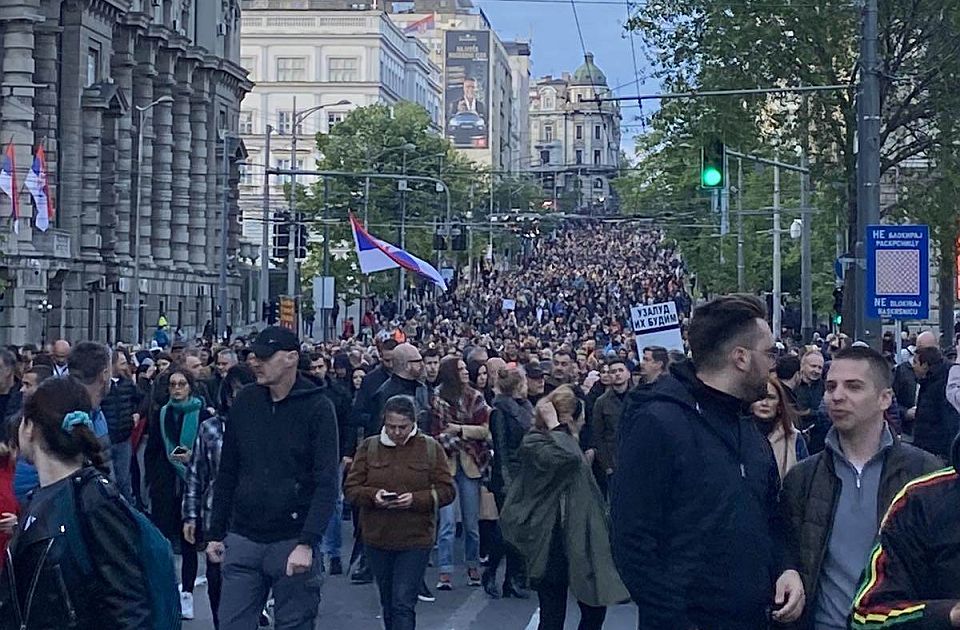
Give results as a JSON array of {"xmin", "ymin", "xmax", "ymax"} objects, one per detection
[
  {"xmin": 500, "ymin": 385, "xmax": 628, "ymax": 629},
  {"xmin": 750, "ymin": 375, "xmax": 809, "ymax": 480}
]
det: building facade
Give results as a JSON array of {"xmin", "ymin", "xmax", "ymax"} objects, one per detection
[
  {"xmin": 238, "ymin": 2, "xmax": 442, "ymax": 266},
  {"xmin": 529, "ymin": 53, "xmax": 621, "ymax": 214},
  {"xmin": 388, "ymin": 4, "xmax": 530, "ymax": 174},
  {"xmin": 0, "ymin": 0, "xmax": 251, "ymax": 345}
]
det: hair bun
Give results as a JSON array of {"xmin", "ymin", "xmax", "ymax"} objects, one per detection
[{"xmin": 61, "ymin": 410, "xmax": 93, "ymax": 433}]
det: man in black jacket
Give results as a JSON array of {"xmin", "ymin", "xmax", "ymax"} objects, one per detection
[
  {"xmin": 910, "ymin": 346, "xmax": 960, "ymax": 461},
  {"xmin": 101, "ymin": 349, "xmax": 141, "ymax": 502},
  {"xmin": 207, "ymin": 326, "xmax": 339, "ymax": 630},
  {"xmin": 348, "ymin": 339, "xmax": 397, "ymax": 458},
  {"xmin": 612, "ymin": 294, "xmax": 804, "ymax": 629},
  {"xmin": 780, "ymin": 346, "xmax": 941, "ymax": 630},
  {"xmin": 370, "ymin": 343, "xmax": 428, "ymax": 432},
  {"xmin": 848, "ymin": 440, "xmax": 960, "ymax": 629}
]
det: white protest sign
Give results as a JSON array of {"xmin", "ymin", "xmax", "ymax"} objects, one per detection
[
  {"xmin": 502, "ymin": 298, "xmax": 516, "ymax": 311},
  {"xmin": 630, "ymin": 301, "xmax": 684, "ymax": 353}
]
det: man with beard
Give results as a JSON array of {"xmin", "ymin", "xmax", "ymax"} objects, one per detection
[{"xmin": 612, "ymin": 295, "xmax": 804, "ymax": 629}]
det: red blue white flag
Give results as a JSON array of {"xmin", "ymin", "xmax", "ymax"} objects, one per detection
[
  {"xmin": 350, "ymin": 213, "xmax": 448, "ymax": 291},
  {"xmin": 25, "ymin": 144, "xmax": 54, "ymax": 232}
]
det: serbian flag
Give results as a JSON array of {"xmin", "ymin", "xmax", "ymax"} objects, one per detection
[
  {"xmin": 0, "ymin": 141, "xmax": 18, "ymax": 234},
  {"xmin": 350, "ymin": 214, "xmax": 448, "ymax": 291},
  {"xmin": 25, "ymin": 144, "xmax": 54, "ymax": 231}
]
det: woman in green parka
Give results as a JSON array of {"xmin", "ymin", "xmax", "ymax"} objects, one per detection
[{"xmin": 499, "ymin": 385, "xmax": 629, "ymax": 630}]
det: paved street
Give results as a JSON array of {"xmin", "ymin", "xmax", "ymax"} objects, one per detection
[{"xmin": 182, "ymin": 523, "xmax": 638, "ymax": 629}]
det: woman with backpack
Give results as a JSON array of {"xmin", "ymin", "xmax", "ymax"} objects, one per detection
[
  {"xmin": 345, "ymin": 395, "xmax": 455, "ymax": 630},
  {"xmin": 0, "ymin": 376, "xmax": 153, "ymax": 629},
  {"xmin": 182, "ymin": 364, "xmax": 255, "ymax": 630},
  {"xmin": 145, "ymin": 367, "xmax": 211, "ymax": 620}
]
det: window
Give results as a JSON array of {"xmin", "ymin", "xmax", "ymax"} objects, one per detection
[
  {"xmin": 239, "ymin": 111, "xmax": 253, "ymax": 134},
  {"xmin": 541, "ymin": 90, "xmax": 555, "ymax": 110},
  {"xmin": 277, "ymin": 158, "xmax": 305, "ymax": 184},
  {"xmin": 328, "ymin": 57, "xmax": 359, "ymax": 82},
  {"xmin": 575, "ymin": 150, "xmax": 583, "ymax": 165},
  {"xmin": 86, "ymin": 47, "xmax": 100, "ymax": 87},
  {"xmin": 593, "ymin": 150, "xmax": 602, "ymax": 165},
  {"xmin": 594, "ymin": 125, "xmax": 602, "ymax": 140},
  {"xmin": 544, "ymin": 125, "xmax": 554, "ymax": 142},
  {"xmin": 276, "ymin": 57, "xmax": 306, "ymax": 82},
  {"xmin": 240, "ymin": 56, "xmax": 256, "ymax": 80},
  {"xmin": 239, "ymin": 164, "xmax": 254, "ymax": 186},
  {"xmin": 539, "ymin": 150, "xmax": 550, "ymax": 166},
  {"xmin": 327, "ymin": 111, "xmax": 345, "ymax": 129},
  {"xmin": 277, "ymin": 111, "xmax": 301, "ymax": 135},
  {"xmin": 575, "ymin": 125, "xmax": 583, "ymax": 141},
  {"xmin": 594, "ymin": 178, "xmax": 604, "ymax": 190}
]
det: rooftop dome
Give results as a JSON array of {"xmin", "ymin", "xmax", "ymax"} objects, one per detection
[{"xmin": 572, "ymin": 52, "xmax": 607, "ymax": 86}]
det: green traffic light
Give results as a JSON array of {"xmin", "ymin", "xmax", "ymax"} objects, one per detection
[{"xmin": 701, "ymin": 166, "xmax": 722, "ymax": 188}]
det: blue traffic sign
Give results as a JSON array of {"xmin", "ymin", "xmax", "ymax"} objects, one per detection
[{"xmin": 866, "ymin": 225, "xmax": 929, "ymax": 320}]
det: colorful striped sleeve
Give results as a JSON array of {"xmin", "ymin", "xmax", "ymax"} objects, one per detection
[{"xmin": 850, "ymin": 469, "xmax": 959, "ymax": 629}]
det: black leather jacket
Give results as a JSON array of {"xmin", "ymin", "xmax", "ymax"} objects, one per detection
[
  {"xmin": 0, "ymin": 467, "xmax": 150, "ymax": 629},
  {"xmin": 489, "ymin": 394, "xmax": 533, "ymax": 500}
]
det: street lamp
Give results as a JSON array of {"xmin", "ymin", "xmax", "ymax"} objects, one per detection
[
  {"xmin": 36, "ymin": 298, "xmax": 53, "ymax": 348},
  {"xmin": 285, "ymin": 98, "xmax": 351, "ymax": 337},
  {"xmin": 131, "ymin": 94, "xmax": 174, "ymax": 345},
  {"xmin": 396, "ymin": 143, "xmax": 416, "ymax": 313}
]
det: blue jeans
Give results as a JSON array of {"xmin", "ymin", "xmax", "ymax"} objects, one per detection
[
  {"xmin": 438, "ymin": 463, "xmax": 480, "ymax": 574},
  {"xmin": 366, "ymin": 546, "xmax": 431, "ymax": 630},
  {"xmin": 109, "ymin": 438, "xmax": 134, "ymax": 503},
  {"xmin": 321, "ymin": 465, "xmax": 344, "ymax": 559}
]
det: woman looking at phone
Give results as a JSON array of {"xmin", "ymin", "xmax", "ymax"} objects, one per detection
[
  {"xmin": 500, "ymin": 386, "xmax": 628, "ymax": 630},
  {"xmin": 145, "ymin": 367, "xmax": 211, "ymax": 620},
  {"xmin": 345, "ymin": 396, "xmax": 454, "ymax": 630}
]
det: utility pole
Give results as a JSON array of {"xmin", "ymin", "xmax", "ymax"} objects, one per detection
[
  {"xmin": 772, "ymin": 163, "xmax": 782, "ymax": 340},
  {"xmin": 321, "ymin": 177, "xmax": 330, "ymax": 340},
  {"xmin": 855, "ymin": 0, "xmax": 882, "ymax": 347},
  {"xmin": 736, "ymin": 158, "xmax": 745, "ymax": 292},
  {"xmin": 397, "ymin": 151, "xmax": 408, "ymax": 313},
  {"xmin": 286, "ymin": 96, "xmax": 298, "ymax": 330},
  {"xmin": 800, "ymin": 93, "xmax": 813, "ymax": 343},
  {"xmin": 259, "ymin": 124, "xmax": 272, "ymax": 321}
]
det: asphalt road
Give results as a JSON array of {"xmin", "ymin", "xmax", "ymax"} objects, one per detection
[{"xmin": 182, "ymin": 523, "xmax": 638, "ymax": 629}]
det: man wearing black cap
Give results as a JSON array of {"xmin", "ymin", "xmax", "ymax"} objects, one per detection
[{"xmin": 207, "ymin": 326, "xmax": 339, "ymax": 630}]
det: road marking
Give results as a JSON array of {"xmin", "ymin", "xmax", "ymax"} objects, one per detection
[
  {"xmin": 443, "ymin": 587, "xmax": 491, "ymax": 629},
  {"xmin": 524, "ymin": 608, "xmax": 540, "ymax": 630}
]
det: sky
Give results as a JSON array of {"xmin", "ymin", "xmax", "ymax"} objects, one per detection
[{"xmin": 473, "ymin": 0, "xmax": 660, "ymax": 156}]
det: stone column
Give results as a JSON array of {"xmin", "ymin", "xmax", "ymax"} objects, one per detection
[
  {"xmin": 100, "ymin": 105, "xmax": 121, "ymax": 263},
  {"xmin": 133, "ymin": 39, "xmax": 157, "ymax": 266},
  {"xmin": 204, "ymin": 75, "xmax": 220, "ymax": 274},
  {"xmin": 171, "ymin": 58, "xmax": 194, "ymax": 268},
  {"xmin": 151, "ymin": 50, "xmax": 176, "ymax": 266},
  {"xmin": 111, "ymin": 29, "xmax": 136, "ymax": 262},
  {"xmin": 79, "ymin": 98, "xmax": 103, "ymax": 259},
  {"xmin": 188, "ymin": 65, "xmax": 209, "ymax": 268}
]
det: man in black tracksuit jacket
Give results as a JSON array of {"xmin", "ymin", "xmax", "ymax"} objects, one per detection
[
  {"xmin": 207, "ymin": 327, "xmax": 339, "ymax": 630},
  {"xmin": 849, "ymin": 438, "xmax": 960, "ymax": 629},
  {"xmin": 348, "ymin": 340, "xmax": 397, "ymax": 457},
  {"xmin": 612, "ymin": 295, "xmax": 802, "ymax": 630}
]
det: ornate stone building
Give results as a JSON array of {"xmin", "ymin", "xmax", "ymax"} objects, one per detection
[{"xmin": 0, "ymin": 0, "xmax": 252, "ymax": 345}]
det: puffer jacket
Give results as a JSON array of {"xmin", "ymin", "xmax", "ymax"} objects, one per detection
[
  {"xmin": 488, "ymin": 394, "xmax": 533, "ymax": 500},
  {"xmin": 0, "ymin": 467, "xmax": 150, "ymax": 629},
  {"xmin": 100, "ymin": 377, "xmax": 140, "ymax": 444},
  {"xmin": 779, "ymin": 432, "xmax": 941, "ymax": 629},
  {"xmin": 913, "ymin": 362, "xmax": 960, "ymax": 461}
]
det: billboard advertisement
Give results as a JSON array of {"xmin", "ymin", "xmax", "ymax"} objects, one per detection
[{"xmin": 444, "ymin": 30, "xmax": 490, "ymax": 149}]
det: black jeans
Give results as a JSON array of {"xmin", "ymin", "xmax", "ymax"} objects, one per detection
[
  {"xmin": 487, "ymin": 492, "xmax": 524, "ymax": 583},
  {"xmin": 207, "ymin": 560, "xmax": 222, "ymax": 629},
  {"xmin": 181, "ymin": 532, "xmax": 198, "ymax": 593},
  {"xmin": 366, "ymin": 546, "xmax": 431, "ymax": 630},
  {"xmin": 536, "ymin": 580, "xmax": 607, "ymax": 630}
]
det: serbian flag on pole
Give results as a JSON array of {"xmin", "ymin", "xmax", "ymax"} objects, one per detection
[
  {"xmin": 350, "ymin": 213, "xmax": 448, "ymax": 291},
  {"xmin": 0, "ymin": 141, "xmax": 18, "ymax": 234},
  {"xmin": 25, "ymin": 144, "xmax": 54, "ymax": 232}
]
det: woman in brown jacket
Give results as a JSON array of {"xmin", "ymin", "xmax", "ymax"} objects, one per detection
[{"xmin": 345, "ymin": 395, "xmax": 454, "ymax": 630}]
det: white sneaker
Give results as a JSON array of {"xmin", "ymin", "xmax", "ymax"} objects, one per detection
[
  {"xmin": 194, "ymin": 575, "xmax": 208, "ymax": 588},
  {"xmin": 180, "ymin": 591, "xmax": 194, "ymax": 620}
]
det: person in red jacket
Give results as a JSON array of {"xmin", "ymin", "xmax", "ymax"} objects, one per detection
[{"xmin": 0, "ymin": 431, "xmax": 19, "ymax": 567}]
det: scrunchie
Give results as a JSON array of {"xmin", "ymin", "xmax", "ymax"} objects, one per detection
[{"xmin": 62, "ymin": 410, "xmax": 93, "ymax": 433}]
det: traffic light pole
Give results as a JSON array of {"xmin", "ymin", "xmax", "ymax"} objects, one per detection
[{"xmin": 259, "ymin": 125, "xmax": 272, "ymax": 321}]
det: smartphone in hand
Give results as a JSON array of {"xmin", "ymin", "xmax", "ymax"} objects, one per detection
[
  {"xmin": 171, "ymin": 446, "xmax": 189, "ymax": 457},
  {"xmin": 381, "ymin": 491, "xmax": 399, "ymax": 502}
]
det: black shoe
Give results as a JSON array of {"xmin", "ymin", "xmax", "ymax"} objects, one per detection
[
  {"xmin": 502, "ymin": 578, "xmax": 530, "ymax": 599},
  {"xmin": 418, "ymin": 581, "xmax": 436, "ymax": 602},
  {"xmin": 329, "ymin": 557, "xmax": 343, "ymax": 576},
  {"xmin": 481, "ymin": 568, "xmax": 501, "ymax": 599},
  {"xmin": 351, "ymin": 559, "xmax": 373, "ymax": 585}
]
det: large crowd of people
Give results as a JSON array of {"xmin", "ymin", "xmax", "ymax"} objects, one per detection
[{"xmin": 1, "ymin": 221, "xmax": 959, "ymax": 630}]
